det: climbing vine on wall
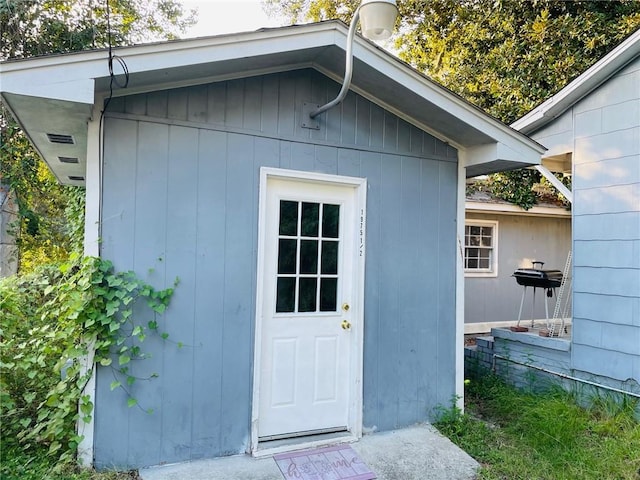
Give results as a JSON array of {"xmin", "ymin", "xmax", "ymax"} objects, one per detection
[{"xmin": 0, "ymin": 255, "xmax": 178, "ymax": 461}]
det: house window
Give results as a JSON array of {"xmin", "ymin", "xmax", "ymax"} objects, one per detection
[{"xmin": 464, "ymin": 221, "xmax": 497, "ymax": 276}]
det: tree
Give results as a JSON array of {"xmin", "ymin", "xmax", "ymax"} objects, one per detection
[
  {"xmin": 265, "ymin": 0, "xmax": 640, "ymax": 207},
  {"xmin": 0, "ymin": 0, "xmax": 196, "ymax": 272}
]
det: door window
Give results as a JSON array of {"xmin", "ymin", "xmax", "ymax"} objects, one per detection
[{"xmin": 276, "ymin": 200, "xmax": 340, "ymax": 313}]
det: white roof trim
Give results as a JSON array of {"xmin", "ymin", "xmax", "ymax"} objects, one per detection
[
  {"xmin": 512, "ymin": 28, "xmax": 640, "ymax": 134},
  {"xmin": 1, "ymin": 21, "xmax": 545, "ymax": 184},
  {"xmin": 466, "ymin": 201, "xmax": 571, "ymax": 218}
]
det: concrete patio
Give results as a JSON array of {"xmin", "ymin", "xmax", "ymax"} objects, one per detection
[{"xmin": 140, "ymin": 424, "xmax": 479, "ymax": 480}]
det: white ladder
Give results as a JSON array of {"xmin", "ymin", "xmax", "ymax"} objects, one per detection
[{"xmin": 548, "ymin": 251, "xmax": 572, "ymax": 336}]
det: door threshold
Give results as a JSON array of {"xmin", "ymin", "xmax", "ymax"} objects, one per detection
[{"xmin": 253, "ymin": 430, "xmax": 357, "ymax": 458}]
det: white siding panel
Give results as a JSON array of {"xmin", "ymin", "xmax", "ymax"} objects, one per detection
[
  {"xmin": 602, "ymin": 99, "xmax": 640, "ymax": 133},
  {"xmin": 572, "ymin": 344, "xmax": 635, "ymax": 381},
  {"xmin": 574, "ymin": 239, "xmax": 640, "ymax": 268},
  {"xmin": 573, "ymin": 183, "xmax": 640, "ymax": 215},
  {"xmin": 574, "ymin": 212, "xmax": 640, "ymax": 240},
  {"xmin": 573, "ymin": 292, "xmax": 639, "ymax": 326},
  {"xmin": 574, "ymin": 154, "xmax": 640, "ymax": 189},
  {"xmin": 574, "ymin": 108, "xmax": 602, "ymax": 138},
  {"xmin": 573, "ymin": 266, "xmax": 640, "ymax": 298},
  {"xmin": 574, "ymin": 126, "xmax": 640, "ymax": 164},
  {"xmin": 574, "ymin": 64, "xmax": 640, "ymax": 114}
]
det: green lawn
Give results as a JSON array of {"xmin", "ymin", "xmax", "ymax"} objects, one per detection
[
  {"xmin": 0, "ymin": 445, "xmax": 138, "ymax": 480},
  {"xmin": 436, "ymin": 375, "xmax": 640, "ymax": 480}
]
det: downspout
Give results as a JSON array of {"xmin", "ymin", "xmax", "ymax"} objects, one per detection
[{"xmin": 535, "ymin": 164, "xmax": 572, "ymax": 204}]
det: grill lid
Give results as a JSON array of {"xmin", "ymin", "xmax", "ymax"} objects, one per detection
[{"xmin": 512, "ymin": 261, "xmax": 562, "ymax": 288}]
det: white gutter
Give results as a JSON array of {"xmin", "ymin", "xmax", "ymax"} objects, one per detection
[
  {"xmin": 465, "ymin": 201, "xmax": 571, "ymax": 217},
  {"xmin": 512, "ymin": 29, "xmax": 640, "ymax": 134}
]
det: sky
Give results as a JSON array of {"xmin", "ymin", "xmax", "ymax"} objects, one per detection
[{"xmin": 179, "ymin": 0, "xmax": 287, "ymax": 38}]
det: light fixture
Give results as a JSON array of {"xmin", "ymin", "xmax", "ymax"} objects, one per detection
[
  {"xmin": 359, "ymin": 0, "xmax": 398, "ymax": 40},
  {"xmin": 302, "ymin": 0, "xmax": 398, "ymax": 128}
]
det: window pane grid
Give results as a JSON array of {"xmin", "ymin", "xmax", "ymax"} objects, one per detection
[
  {"xmin": 464, "ymin": 224, "xmax": 494, "ymax": 273},
  {"xmin": 276, "ymin": 201, "xmax": 340, "ymax": 313}
]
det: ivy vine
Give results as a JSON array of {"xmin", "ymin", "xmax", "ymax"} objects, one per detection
[{"xmin": 0, "ymin": 254, "xmax": 177, "ymax": 461}]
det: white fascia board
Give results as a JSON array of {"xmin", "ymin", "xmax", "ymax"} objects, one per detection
[
  {"xmin": 0, "ymin": 24, "xmax": 338, "ymax": 101},
  {"xmin": 464, "ymin": 142, "xmax": 543, "ymax": 169},
  {"xmin": 512, "ymin": 29, "xmax": 640, "ymax": 134},
  {"xmin": 465, "ymin": 201, "xmax": 571, "ymax": 218},
  {"xmin": 0, "ymin": 77, "xmax": 95, "ymax": 105}
]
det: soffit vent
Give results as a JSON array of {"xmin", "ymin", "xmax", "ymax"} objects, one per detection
[
  {"xmin": 47, "ymin": 133, "xmax": 75, "ymax": 144},
  {"xmin": 58, "ymin": 156, "xmax": 79, "ymax": 164},
  {"xmin": 68, "ymin": 175, "xmax": 85, "ymax": 181}
]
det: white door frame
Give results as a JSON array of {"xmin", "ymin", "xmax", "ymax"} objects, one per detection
[{"xmin": 250, "ymin": 167, "xmax": 367, "ymax": 456}]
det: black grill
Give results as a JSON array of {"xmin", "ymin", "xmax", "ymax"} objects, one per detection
[
  {"xmin": 513, "ymin": 265, "xmax": 563, "ymax": 289},
  {"xmin": 512, "ymin": 261, "xmax": 563, "ymax": 329}
]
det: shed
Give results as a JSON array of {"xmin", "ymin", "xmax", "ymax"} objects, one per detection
[{"xmin": 0, "ymin": 21, "xmax": 544, "ymax": 469}]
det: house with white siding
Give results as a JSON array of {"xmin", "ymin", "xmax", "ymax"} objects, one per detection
[
  {"xmin": 0, "ymin": 21, "xmax": 545, "ymax": 469},
  {"xmin": 506, "ymin": 28, "xmax": 640, "ymax": 393}
]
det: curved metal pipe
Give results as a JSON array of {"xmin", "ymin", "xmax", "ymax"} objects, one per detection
[{"xmin": 309, "ymin": 7, "xmax": 362, "ymax": 119}]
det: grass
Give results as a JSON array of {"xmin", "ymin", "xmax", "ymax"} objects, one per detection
[
  {"xmin": 435, "ymin": 375, "xmax": 640, "ymax": 480},
  {"xmin": 0, "ymin": 445, "xmax": 139, "ymax": 480}
]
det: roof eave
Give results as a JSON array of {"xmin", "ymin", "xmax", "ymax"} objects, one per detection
[
  {"xmin": 512, "ymin": 28, "xmax": 640, "ymax": 134},
  {"xmin": 1, "ymin": 21, "xmax": 545, "ymax": 185}
]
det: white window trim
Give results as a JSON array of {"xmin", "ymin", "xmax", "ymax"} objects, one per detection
[{"xmin": 464, "ymin": 219, "xmax": 498, "ymax": 278}]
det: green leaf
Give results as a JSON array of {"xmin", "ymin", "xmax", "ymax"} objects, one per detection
[
  {"xmin": 153, "ymin": 303, "xmax": 167, "ymax": 314},
  {"xmin": 110, "ymin": 381, "xmax": 121, "ymax": 391},
  {"xmin": 161, "ymin": 332, "xmax": 169, "ymax": 340},
  {"xmin": 99, "ymin": 357, "xmax": 112, "ymax": 366},
  {"xmin": 119, "ymin": 354, "xmax": 131, "ymax": 366},
  {"xmin": 127, "ymin": 376, "xmax": 136, "ymax": 386},
  {"xmin": 127, "ymin": 398, "xmax": 138, "ymax": 408}
]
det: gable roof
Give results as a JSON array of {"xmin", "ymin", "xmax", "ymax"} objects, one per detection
[
  {"xmin": 512, "ymin": 28, "xmax": 640, "ymax": 134},
  {"xmin": 1, "ymin": 21, "xmax": 544, "ymax": 185}
]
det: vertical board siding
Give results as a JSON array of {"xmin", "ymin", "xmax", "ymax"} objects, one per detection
[
  {"xmin": 98, "ymin": 68, "xmax": 459, "ymax": 469},
  {"xmin": 108, "ymin": 69, "xmax": 452, "ymax": 161},
  {"xmin": 191, "ymin": 129, "xmax": 226, "ymax": 460}
]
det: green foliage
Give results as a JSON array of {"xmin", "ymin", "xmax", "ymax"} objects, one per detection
[
  {"xmin": 436, "ymin": 375, "xmax": 640, "ymax": 480},
  {"xmin": 1, "ymin": 444, "xmax": 139, "ymax": 480},
  {"xmin": 0, "ymin": 256, "xmax": 176, "ymax": 462},
  {"xmin": 0, "ymin": 118, "xmax": 86, "ymax": 270},
  {"xmin": 0, "ymin": 0, "xmax": 196, "ymax": 271},
  {"xmin": 266, "ymin": 0, "xmax": 640, "ymax": 209},
  {"xmin": 0, "ymin": 0, "xmax": 196, "ymax": 60},
  {"xmin": 486, "ymin": 169, "xmax": 541, "ymax": 210},
  {"xmin": 394, "ymin": 0, "xmax": 640, "ymax": 124}
]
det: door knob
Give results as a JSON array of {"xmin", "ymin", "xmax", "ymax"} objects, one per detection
[{"xmin": 341, "ymin": 320, "xmax": 351, "ymax": 330}]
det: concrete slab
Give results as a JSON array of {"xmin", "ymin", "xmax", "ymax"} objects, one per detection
[{"xmin": 140, "ymin": 424, "xmax": 479, "ymax": 480}]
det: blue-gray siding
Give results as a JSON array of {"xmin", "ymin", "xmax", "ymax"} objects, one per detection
[
  {"xmin": 530, "ymin": 56, "xmax": 640, "ymax": 386},
  {"xmin": 97, "ymin": 69, "xmax": 459, "ymax": 469}
]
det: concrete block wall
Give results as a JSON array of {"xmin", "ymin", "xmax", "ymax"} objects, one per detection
[
  {"xmin": 464, "ymin": 329, "xmax": 572, "ymax": 391},
  {"xmin": 465, "ymin": 328, "xmax": 640, "ymax": 405}
]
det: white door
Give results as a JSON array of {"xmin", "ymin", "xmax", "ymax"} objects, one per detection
[{"xmin": 257, "ymin": 173, "xmax": 361, "ymax": 441}]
